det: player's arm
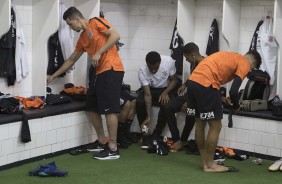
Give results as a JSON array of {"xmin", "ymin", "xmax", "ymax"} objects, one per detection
[
  {"xmin": 229, "ymin": 75, "xmax": 243, "ymax": 113},
  {"xmin": 92, "ymin": 27, "xmax": 120, "ymax": 66},
  {"xmin": 47, "ymin": 51, "xmax": 83, "ymax": 83}
]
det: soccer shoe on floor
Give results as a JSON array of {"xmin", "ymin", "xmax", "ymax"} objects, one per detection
[
  {"xmin": 140, "ymin": 134, "xmax": 150, "ymax": 150},
  {"xmin": 28, "ymin": 161, "xmax": 57, "ymax": 176},
  {"xmin": 69, "ymin": 147, "xmax": 88, "ymax": 155},
  {"xmin": 86, "ymin": 140, "xmax": 108, "ymax": 152},
  {"xmin": 39, "ymin": 167, "xmax": 68, "ymax": 177},
  {"xmin": 214, "ymin": 149, "xmax": 225, "ymax": 163},
  {"xmin": 269, "ymin": 159, "xmax": 282, "ymax": 171},
  {"xmin": 186, "ymin": 139, "xmax": 199, "ymax": 155},
  {"xmin": 93, "ymin": 146, "xmax": 120, "ymax": 160},
  {"xmin": 231, "ymin": 153, "xmax": 249, "ymax": 161}
]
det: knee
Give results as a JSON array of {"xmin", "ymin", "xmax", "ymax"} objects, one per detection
[
  {"xmin": 131, "ymin": 100, "xmax": 136, "ymax": 108},
  {"xmin": 164, "ymin": 102, "xmax": 175, "ymax": 113},
  {"xmin": 209, "ymin": 120, "xmax": 222, "ymax": 132},
  {"xmin": 123, "ymin": 101, "xmax": 131, "ymax": 110}
]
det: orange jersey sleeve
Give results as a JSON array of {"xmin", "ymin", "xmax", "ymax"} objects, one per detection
[
  {"xmin": 189, "ymin": 52, "xmax": 250, "ymax": 90},
  {"xmin": 75, "ymin": 17, "xmax": 124, "ymax": 74}
]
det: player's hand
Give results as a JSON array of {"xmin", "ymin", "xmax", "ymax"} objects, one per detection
[
  {"xmin": 159, "ymin": 93, "xmax": 170, "ymax": 106},
  {"xmin": 47, "ymin": 76, "xmax": 55, "ymax": 84},
  {"xmin": 222, "ymin": 96, "xmax": 232, "ymax": 105},
  {"xmin": 141, "ymin": 118, "xmax": 150, "ymax": 129},
  {"xmin": 92, "ymin": 51, "xmax": 101, "ymax": 67},
  {"xmin": 177, "ymin": 84, "xmax": 186, "ymax": 96},
  {"xmin": 231, "ymin": 107, "xmax": 240, "ymax": 115}
]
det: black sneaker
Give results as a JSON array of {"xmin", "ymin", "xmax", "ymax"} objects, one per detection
[
  {"xmin": 93, "ymin": 147, "xmax": 120, "ymax": 160},
  {"xmin": 69, "ymin": 146, "xmax": 88, "ymax": 155},
  {"xmin": 214, "ymin": 150, "xmax": 225, "ymax": 163},
  {"xmin": 86, "ymin": 140, "xmax": 107, "ymax": 152},
  {"xmin": 117, "ymin": 141, "xmax": 129, "ymax": 149},
  {"xmin": 127, "ymin": 132, "xmax": 141, "ymax": 143},
  {"xmin": 141, "ymin": 134, "xmax": 150, "ymax": 150},
  {"xmin": 117, "ymin": 129, "xmax": 131, "ymax": 148},
  {"xmin": 186, "ymin": 139, "xmax": 199, "ymax": 155}
]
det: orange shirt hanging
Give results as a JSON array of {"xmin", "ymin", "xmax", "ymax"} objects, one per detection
[
  {"xmin": 75, "ymin": 17, "xmax": 124, "ymax": 75},
  {"xmin": 189, "ymin": 52, "xmax": 251, "ymax": 90}
]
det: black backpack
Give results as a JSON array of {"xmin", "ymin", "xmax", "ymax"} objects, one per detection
[
  {"xmin": 47, "ymin": 31, "xmax": 65, "ymax": 77},
  {"xmin": 242, "ymin": 70, "xmax": 270, "ymax": 100}
]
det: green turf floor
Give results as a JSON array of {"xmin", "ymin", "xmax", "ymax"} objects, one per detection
[{"xmin": 0, "ymin": 144, "xmax": 281, "ymax": 184}]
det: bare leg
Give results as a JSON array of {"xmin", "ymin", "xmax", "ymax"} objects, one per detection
[
  {"xmin": 203, "ymin": 120, "xmax": 228, "ymax": 172},
  {"xmin": 105, "ymin": 113, "xmax": 119, "ymax": 151},
  {"xmin": 127, "ymin": 100, "xmax": 136, "ymax": 120},
  {"xmin": 87, "ymin": 111, "xmax": 107, "ymax": 144},
  {"xmin": 118, "ymin": 101, "xmax": 131, "ymax": 123},
  {"xmin": 195, "ymin": 117, "xmax": 207, "ymax": 168}
]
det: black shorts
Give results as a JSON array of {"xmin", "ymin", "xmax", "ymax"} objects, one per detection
[
  {"xmin": 86, "ymin": 69, "xmax": 124, "ymax": 114},
  {"xmin": 186, "ymin": 80, "xmax": 223, "ymax": 121}
]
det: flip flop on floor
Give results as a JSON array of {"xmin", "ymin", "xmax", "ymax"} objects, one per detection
[
  {"xmin": 69, "ymin": 147, "xmax": 88, "ymax": 155},
  {"xmin": 225, "ymin": 166, "xmax": 239, "ymax": 172}
]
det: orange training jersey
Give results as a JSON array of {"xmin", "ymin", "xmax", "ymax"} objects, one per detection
[
  {"xmin": 189, "ymin": 52, "xmax": 251, "ymax": 90},
  {"xmin": 75, "ymin": 17, "xmax": 124, "ymax": 74}
]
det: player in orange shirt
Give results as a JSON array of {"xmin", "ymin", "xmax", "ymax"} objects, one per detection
[
  {"xmin": 47, "ymin": 7, "xmax": 124, "ymax": 160},
  {"xmin": 186, "ymin": 50, "xmax": 262, "ymax": 172}
]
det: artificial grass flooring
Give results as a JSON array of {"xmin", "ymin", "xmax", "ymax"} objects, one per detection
[{"xmin": 0, "ymin": 143, "xmax": 281, "ymax": 184}]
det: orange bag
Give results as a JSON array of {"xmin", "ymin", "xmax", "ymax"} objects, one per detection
[
  {"xmin": 16, "ymin": 96, "xmax": 46, "ymax": 109},
  {"xmin": 63, "ymin": 86, "xmax": 87, "ymax": 95}
]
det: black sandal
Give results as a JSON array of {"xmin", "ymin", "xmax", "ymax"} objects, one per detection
[
  {"xmin": 69, "ymin": 147, "xmax": 88, "ymax": 155},
  {"xmin": 225, "ymin": 166, "xmax": 239, "ymax": 172}
]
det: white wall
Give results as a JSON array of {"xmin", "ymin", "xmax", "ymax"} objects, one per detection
[
  {"xmin": 0, "ymin": 0, "xmax": 278, "ymax": 95},
  {"xmin": 0, "ymin": 0, "xmax": 282, "ymax": 166},
  {"xmin": 0, "ymin": 0, "xmax": 33, "ymax": 97},
  {"xmin": 0, "ymin": 111, "xmax": 97, "ymax": 166},
  {"xmin": 0, "ymin": 0, "xmax": 11, "ymax": 37},
  {"xmin": 0, "ymin": 0, "xmax": 176, "ymax": 94},
  {"xmin": 239, "ymin": 0, "xmax": 275, "ymax": 90},
  {"xmin": 220, "ymin": 114, "xmax": 282, "ymax": 157},
  {"xmin": 101, "ymin": 0, "xmax": 178, "ymax": 90},
  {"xmin": 239, "ymin": 0, "xmax": 274, "ymax": 54}
]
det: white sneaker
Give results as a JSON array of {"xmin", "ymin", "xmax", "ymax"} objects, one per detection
[{"xmin": 268, "ymin": 159, "xmax": 282, "ymax": 171}]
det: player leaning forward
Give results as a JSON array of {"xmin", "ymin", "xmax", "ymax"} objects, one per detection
[{"xmin": 185, "ymin": 51, "xmax": 262, "ymax": 172}]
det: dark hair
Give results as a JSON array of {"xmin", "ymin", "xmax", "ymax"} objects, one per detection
[
  {"xmin": 145, "ymin": 51, "xmax": 161, "ymax": 65},
  {"xmin": 245, "ymin": 50, "xmax": 262, "ymax": 69},
  {"xmin": 63, "ymin": 7, "xmax": 84, "ymax": 20},
  {"xmin": 182, "ymin": 42, "xmax": 199, "ymax": 55}
]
